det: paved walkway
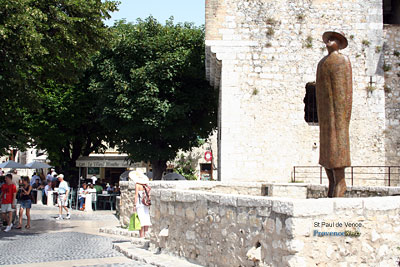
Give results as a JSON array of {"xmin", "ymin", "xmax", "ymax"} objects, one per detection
[{"xmin": 0, "ymin": 204, "xmax": 154, "ymax": 267}]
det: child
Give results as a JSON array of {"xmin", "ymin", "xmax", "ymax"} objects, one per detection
[{"xmin": 0, "ymin": 174, "xmax": 17, "ymax": 232}]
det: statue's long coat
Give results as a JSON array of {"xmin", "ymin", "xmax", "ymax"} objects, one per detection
[{"xmin": 316, "ymin": 51, "xmax": 352, "ymax": 169}]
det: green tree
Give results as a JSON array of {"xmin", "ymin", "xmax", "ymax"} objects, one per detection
[
  {"xmin": 91, "ymin": 18, "xmax": 218, "ymax": 180},
  {"xmin": 26, "ymin": 78, "xmax": 114, "ymax": 183},
  {"xmin": 0, "ymin": 0, "xmax": 118, "ymax": 154}
]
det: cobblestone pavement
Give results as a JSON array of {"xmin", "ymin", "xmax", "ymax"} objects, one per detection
[
  {"xmin": 0, "ymin": 204, "xmax": 155, "ymax": 267},
  {"xmin": 76, "ymin": 264, "xmax": 155, "ymax": 267}
]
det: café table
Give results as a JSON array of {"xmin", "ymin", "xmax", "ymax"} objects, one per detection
[{"xmin": 97, "ymin": 193, "xmax": 117, "ymax": 210}]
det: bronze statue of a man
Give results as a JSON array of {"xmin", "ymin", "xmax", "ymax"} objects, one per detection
[{"xmin": 316, "ymin": 31, "xmax": 352, "ymax": 198}]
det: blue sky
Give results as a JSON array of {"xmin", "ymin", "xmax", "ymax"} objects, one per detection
[{"xmin": 105, "ymin": 0, "xmax": 205, "ymax": 26}]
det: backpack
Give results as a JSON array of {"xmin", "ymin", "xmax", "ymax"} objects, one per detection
[{"xmin": 141, "ymin": 184, "xmax": 151, "ymax": 206}]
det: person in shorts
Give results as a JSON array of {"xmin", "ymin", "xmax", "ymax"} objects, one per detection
[
  {"xmin": 16, "ymin": 177, "xmax": 32, "ymax": 229},
  {"xmin": 0, "ymin": 174, "xmax": 17, "ymax": 232},
  {"xmin": 56, "ymin": 174, "xmax": 70, "ymax": 220}
]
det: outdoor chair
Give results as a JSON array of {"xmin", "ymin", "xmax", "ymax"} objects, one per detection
[
  {"xmin": 100, "ymin": 194, "xmax": 116, "ymax": 211},
  {"xmin": 68, "ymin": 189, "xmax": 77, "ymax": 209},
  {"xmin": 91, "ymin": 192, "xmax": 98, "ymax": 211}
]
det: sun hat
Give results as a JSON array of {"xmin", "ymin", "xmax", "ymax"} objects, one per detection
[
  {"xmin": 128, "ymin": 170, "xmax": 149, "ymax": 184},
  {"xmin": 322, "ymin": 31, "xmax": 348, "ymax": 50}
]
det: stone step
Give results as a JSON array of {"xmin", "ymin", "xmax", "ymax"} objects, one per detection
[
  {"xmin": 99, "ymin": 226, "xmax": 140, "ymax": 238},
  {"xmin": 113, "ymin": 241, "xmax": 203, "ymax": 267},
  {"xmin": 131, "ymin": 236, "xmax": 150, "ymax": 249}
]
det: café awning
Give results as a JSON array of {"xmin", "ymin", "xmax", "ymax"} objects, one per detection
[{"xmin": 76, "ymin": 155, "xmax": 144, "ymax": 168}]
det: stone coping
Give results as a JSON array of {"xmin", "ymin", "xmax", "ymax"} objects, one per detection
[
  {"xmin": 152, "ymin": 188, "xmax": 400, "ymax": 217},
  {"xmin": 120, "ymin": 180, "xmax": 400, "ymax": 195},
  {"xmin": 120, "ymin": 180, "xmax": 400, "ymax": 189}
]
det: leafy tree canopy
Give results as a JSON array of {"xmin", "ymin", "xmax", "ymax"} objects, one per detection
[
  {"xmin": 90, "ymin": 17, "xmax": 218, "ymax": 179},
  {"xmin": 26, "ymin": 78, "xmax": 114, "ymax": 182},
  {"xmin": 0, "ymin": 0, "xmax": 119, "ymax": 154}
]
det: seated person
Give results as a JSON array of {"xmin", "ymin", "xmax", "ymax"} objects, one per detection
[
  {"xmin": 31, "ymin": 179, "xmax": 41, "ymax": 189},
  {"xmin": 113, "ymin": 185, "xmax": 121, "ymax": 195},
  {"xmin": 30, "ymin": 172, "xmax": 40, "ymax": 186},
  {"xmin": 78, "ymin": 183, "xmax": 89, "ymax": 210},
  {"xmin": 43, "ymin": 181, "xmax": 52, "ymax": 205},
  {"xmin": 106, "ymin": 183, "xmax": 113, "ymax": 193},
  {"xmin": 94, "ymin": 184, "xmax": 103, "ymax": 194}
]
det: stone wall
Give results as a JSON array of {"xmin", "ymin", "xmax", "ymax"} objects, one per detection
[
  {"xmin": 384, "ymin": 25, "xmax": 400, "ymax": 178},
  {"xmin": 119, "ymin": 181, "xmax": 400, "ymax": 226},
  {"xmin": 206, "ymin": 0, "xmax": 386, "ymax": 183},
  {"xmin": 150, "ymin": 189, "xmax": 400, "ymax": 267}
]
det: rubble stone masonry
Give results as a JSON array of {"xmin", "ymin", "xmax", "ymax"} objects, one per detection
[
  {"xmin": 150, "ymin": 188, "xmax": 400, "ymax": 267},
  {"xmin": 384, "ymin": 25, "xmax": 400, "ymax": 167},
  {"xmin": 120, "ymin": 181, "xmax": 400, "ymax": 266}
]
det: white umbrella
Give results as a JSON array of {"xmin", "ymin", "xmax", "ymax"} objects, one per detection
[
  {"xmin": 0, "ymin": 160, "xmax": 28, "ymax": 169},
  {"xmin": 25, "ymin": 161, "xmax": 53, "ymax": 169},
  {"xmin": 162, "ymin": 172, "xmax": 186, "ymax": 181}
]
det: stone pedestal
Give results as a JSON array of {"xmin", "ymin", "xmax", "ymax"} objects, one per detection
[
  {"xmin": 84, "ymin": 193, "xmax": 93, "ymax": 212},
  {"xmin": 36, "ymin": 189, "xmax": 43, "ymax": 205},
  {"xmin": 47, "ymin": 191, "xmax": 54, "ymax": 206}
]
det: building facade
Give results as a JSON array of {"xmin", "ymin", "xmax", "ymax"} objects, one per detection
[{"xmin": 206, "ymin": 0, "xmax": 400, "ymax": 183}]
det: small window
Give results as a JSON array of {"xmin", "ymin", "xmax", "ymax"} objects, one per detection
[
  {"xmin": 383, "ymin": 0, "xmax": 400, "ymax": 24},
  {"xmin": 304, "ymin": 82, "xmax": 318, "ymax": 124},
  {"xmin": 200, "ymin": 163, "xmax": 213, "ymax": 181}
]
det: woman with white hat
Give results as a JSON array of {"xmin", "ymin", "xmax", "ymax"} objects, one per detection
[{"xmin": 130, "ymin": 171, "xmax": 151, "ymax": 238}]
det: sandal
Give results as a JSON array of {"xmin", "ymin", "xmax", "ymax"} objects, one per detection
[
  {"xmin": 25, "ymin": 225, "xmax": 30, "ymax": 229},
  {"xmin": 15, "ymin": 226, "xmax": 22, "ymax": 229}
]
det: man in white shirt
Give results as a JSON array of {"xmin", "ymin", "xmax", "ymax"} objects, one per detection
[
  {"xmin": 56, "ymin": 174, "xmax": 70, "ymax": 220},
  {"xmin": 91, "ymin": 175, "xmax": 97, "ymax": 185}
]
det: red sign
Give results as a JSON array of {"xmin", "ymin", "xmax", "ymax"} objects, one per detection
[{"xmin": 204, "ymin": 151, "xmax": 212, "ymax": 162}]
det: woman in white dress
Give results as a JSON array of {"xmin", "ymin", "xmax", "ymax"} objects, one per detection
[{"xmin": 130, "ymin": 171, "xmax": 151, "ymax": 238}]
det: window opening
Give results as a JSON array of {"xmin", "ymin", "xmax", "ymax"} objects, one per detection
[
  {"xmin": 383, "ymin": 0, "xmax": 400, "ymax": 24},
  {"xmin": 304, "ymin": 82, "xmax": 318, "ymax": 124}
]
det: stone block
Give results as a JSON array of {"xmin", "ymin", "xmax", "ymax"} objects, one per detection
[
  {"xmin": 196, "ymin": 192, "xmax": 220, "ymax": 203},
  {"xmin": 128, "ymin": 181, "xmax": 136, "ymax": 190},
  {"xmin": 237, "ymin": 196, "xmax": 271, "ymax": 207},
  {"xmin": 151, "ymin": 189, "xmax": 161, "ymax": 198},
  {"xmin": 119, "ymin": 181, "xmax": 129, "ymax": 188},
  {"xmin": 186, "ymin": 230, "xmax": 196, "ymax": 240},
  {"xmin": 364, "ymin": 197, "xmax": 400, "ymax": 210},
  {"xmin": 186, "ymin": 207, "xmax": 196, "ymax": 221},
  {"xmin": 292, "ymin": 199, "xmax": 334, "ymax": 216},
  {"xmin": 160, "ymin": 190, "xmax": 176, "ymax": 202},
  {"xmin": 257, "ymin": 206, "xmax": 271, "ymax": 217},
  {"xmin": 175, "ymin": 191, "xmax": 197, "ymax": 202},
  {"xmin": 168, "ymin": 203, "xmax": 175, "ymax": 216},
  {"xmin": 334, "ymin": 198, "xmax": 363, "ymax": 210},
  {"xmin": 219, "ymin": 194, "xmax": 238, "ymax": 207},
  {"xmin": 272, "ymin": 199, "xmax": 294, "ymax": 215}
]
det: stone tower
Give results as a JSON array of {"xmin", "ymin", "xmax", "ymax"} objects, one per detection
[{"xmin": 206, "ymin": 0, "xmax": 400, "ymax": 184}]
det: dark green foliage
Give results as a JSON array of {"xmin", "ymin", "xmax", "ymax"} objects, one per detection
[
  {"xmin": 91, "ymin": 17, "xmax": 218, "ymax": 179},
  {"xmin": 26, "ymin": 78, "xmax": 114, "ymax": 181},
  {"xmin": 0, "ymin": 0, "xmax": 118, "ymax": 155}
]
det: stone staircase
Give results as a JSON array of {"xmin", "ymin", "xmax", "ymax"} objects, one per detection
[{"xmin": 99, "ymin": 227, "xmax": 202, "ymax": 267}]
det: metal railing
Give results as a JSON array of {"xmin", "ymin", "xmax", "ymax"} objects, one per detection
[{"xmin": 293, "ymin": 166, "xmax": 400, "ymax": 187}]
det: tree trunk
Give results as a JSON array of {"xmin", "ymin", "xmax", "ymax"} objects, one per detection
[{"xmin": 151, "ymin": 160, "xmax": 167, "ymax": 180}]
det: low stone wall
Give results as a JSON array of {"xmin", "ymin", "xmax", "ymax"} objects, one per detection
[
  {"xmin": 119, "ymin": 181, "xmax": 400, "ymax": 226},
  {"xmin": 150, "ymin": 189, "xmax": 400, "ymax": 267}
]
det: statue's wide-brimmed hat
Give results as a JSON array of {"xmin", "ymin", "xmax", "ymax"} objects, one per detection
[
  {"xmin": 322, "ymin": 31, "xmax": 348, "ymax": 50},
  {"xmin": 129, "ymin": 170, "xmax": 149, "ymax": 184}
]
